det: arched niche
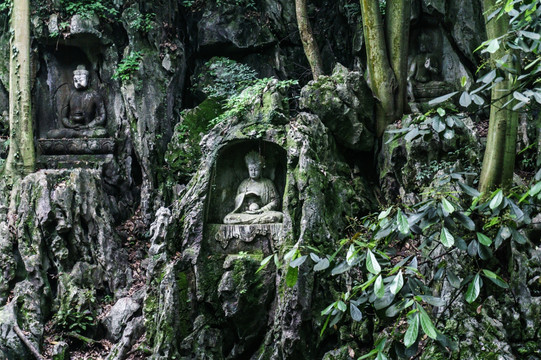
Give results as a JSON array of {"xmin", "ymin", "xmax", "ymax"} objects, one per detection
[
  {"xmin": 35, "ymin": 45, "xmax": 96, "ymax": 138},
  {"xmin": 206, "ymin": 140, "xmax": 287, "ymax": 225}
]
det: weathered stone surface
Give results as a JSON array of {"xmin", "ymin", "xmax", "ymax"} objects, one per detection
[
  {"xmin": 299, "ymin": 63, "xmax": 375, "ymax": 151},
  {"xmin": 106, "ymin": 316, "xmax": 145, "ymax": 360},
  {"xmin": 0, "ymin": 169, "xmax": 130, "ymax": 354},
  {"xmin": 102, "ymin": 297, "xmax": 142, "ymax": 342},
  {"xmin": 143, "ymin": 81, "xmax": 376, "ymax": 359},
  {"xmin": 378, "ymin": 114, "xmax": 481, "ymax": 203}
]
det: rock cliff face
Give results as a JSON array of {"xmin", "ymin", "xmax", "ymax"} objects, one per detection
[{"xmin": 0, "ymin": 0, "xmax": 540, "ymax": 359}]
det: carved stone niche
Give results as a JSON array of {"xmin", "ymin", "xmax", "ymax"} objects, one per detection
[
  {"xmin": 407, "ymin": 26, "xmax": 456, "ymax": 105},
  {"xmin": 205, "ymin": 140, "xmax": 287, "ymax": 254},
  {"xmin": 35, "ymin": 45, "xmax": 114, "ymax": 169}
]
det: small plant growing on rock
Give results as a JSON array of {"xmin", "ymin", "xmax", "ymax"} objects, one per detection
[{"xmin": 112, "ymin": 51, "xmax": 143, "ymax": 82}]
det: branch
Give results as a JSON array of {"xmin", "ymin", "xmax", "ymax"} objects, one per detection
[{"xmin": 13, "ymin": 324, "xmax": 45, "ymax": 360}]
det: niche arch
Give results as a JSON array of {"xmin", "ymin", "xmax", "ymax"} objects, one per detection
[{"xmin": 206, "ymin": 140, "xmax": 287, "ymax": 224}]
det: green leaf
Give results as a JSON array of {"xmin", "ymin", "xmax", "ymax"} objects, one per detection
[
  {"xmin": 440, "ymin": 227, "xmax": 455, "ymax": 248},
  {"xmin": 419, "ymin": 295, "xmax": 445, "ymax": 307},
  {"xmin": 284, "ymin": 247, "xmax": 297, "ymax": 262},
  {"xmin": 531, "ymin": 182, "xmax": 541, "ymax": 197},
  {"xmin": 331, "ymin": 261, "xmax": 351, "ymax": 275},
  {"xmin": 484, "ymin": 39, "xmax": 500, "ymax": 54},
  {"xmin": 459, "ymin": 91, "xmax": 472, "ymax": 107},
  {"xmin": 375, "ymin": 352, "xmax": 388, "ymax": 360},
  {"xmin": 290, "ymin": 255, "xmax": 307, "ymax": 268},
  {"xmin": 321, "ymin": 302, "xmax": 336, "ymax": 316},
  {"xmin": 350, "ymin": 303, "xmax": 363, "ymax": 321},
  {"xmin": 404, "ymin": 312, "xmax": 419, "ymax": 348},
  {"xmin": 441, "ymin": 198, "xmax": 455, "ymax": 214},
  {"xmin": 513, "ymin": 91, "xmax": 530, "ymax": 103},
  {"xmin": 428, "ymin": 91, "xmax": 458, "ymax": 106},
  {"xmin": 436, "ymin": 108, "xmax": 446, "ymax": 117},
  {"xmin": 378, "ymin": 207, "xmax": 392, "ymax": 220},
  {"xmin": 465, "ymin": 273, "xmax": 482, "ymax": 303},
  {"xmin": 418, "ymin": 306, "xmax": 438, "ymax": 339},
  {"xmin": 443, "ymin": 129, "xmax": 455, "ymax": 140},
  {"xmin": 397, "ymin": 209, "xmax": 410, "ymax": 234},
  {"xmin": 447, "ymin": 270, "xmax": 461, "ymax": 289},
  {"xmin": 431, "ymin": 117, "xmax": 446, "ymax": 132},
  {"xmin": 489, "ymin": 189, "xmax": 503, "ymax": 209},
  {"xmin": 337, "ymin": 300, "xmax": 347, "ymax": 312},
  {"xmin": 390, "ymin": 270, "xmax": 404, "ymax": 295},
  {"xmin": 472, "ymin": 93, "xmax": 484, "ymax": 105},
  {"xmin": 511, "ymin": 228, "xmax": 527, "ymax": 244},
  {"xmin": 366, "ymin": 249, "xmax": 381, "ymax": 275},
  {"xmin": 480, "ymin": 69, "xmax": 497, "ymax": 84},
  {"xmin": 461, "ymin": 76, "xmax": 468, "ymax": 87},
  {"xmin": 482, "ymin": 269, "xmax": 509, "ymax": 289},
  {"xmin": 314, "ymin": 258, "xmax": 330, "ymax": 272},
  {"xmin": 477, "ymin": 232, "xmax": 492, "ymax": 246},
  {"xmin": 374, "ymin": 275, "xmax": 385, "ymax": 298},
  {"xmin": 285, "ymin": 266, "xmax": 298, "ymax": 288},
  {"xmin": 520, "ymin": 31, "xmax": 541, "ymax": 40},
  {"xmin": 256, "ymin": 254, "xmax": 273, "ymax": 273},
  {"xmin": 454, "ymin": 212, "xmax": 475, "ymax": 231},
  {"xmin": 346, "ymin": 244, "xmax": 357, "ymax": 266},
  {"xmin": 459, "ymin": 182, "xmax": 481, "ymax": 197}
]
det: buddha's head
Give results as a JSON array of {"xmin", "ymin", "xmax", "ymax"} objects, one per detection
[
  {"xmin": 73, "ymin": 65, "xmax": 89, "ymax": 90},
  {"xmin": 245, "ymin": 151, "xmax": 264, "ymax": 180}
]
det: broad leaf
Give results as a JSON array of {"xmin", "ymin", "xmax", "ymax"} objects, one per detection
[
  {"xmin": 378, "ymin": 207, "xmax": 392, "ymax": 220},
  {"xmin": 465, "ymin": 273, "xmax": 482, "ymax": 303},
  {"xmin": 459, "ymin": 91, "xmax": 472, "ymax": 107},
  {"xmin": 404, "ymin": 313, "xmax": 419, "ymax": 348},
  {"xmin": 331, "ymin": 261, "xmax": 351, "ymax": 275},
  {"xmin": 256, "ymin": 254, "xmax": 273, "ymax": 273},
  {"xmin": 441, "ymin": 198, "xmax": 455, "ymax": 214},
  {"xmin": 286, "ymin": 266, "xmax": 298, "ymax": 288},
  {"xmin": 390, "ymin": 270, "xmax": 404, "ymax": 295},
  {"xmin": 366, "ymin": 249, "xmax": 381, "ymax": 275},
  {"xmin": 418, "ymin": 306, "xmax": 438, "ymax": 339},
  {"xmin": 290, "ymin": 255, "xmax": 307, "ymax": 268},
  {"xmin": 477, "ymin": 232, "xmax": 492, "ymax": 246},
  {"xmin": 484, "ymin": 39, "xmax": 500, "ymax": 53},
  {"xmin": 337, "ymin": 300, "xmax": 347, "ymax": 312},
  {"xmin": 454, "ymin": 212, "xmax": 475, "ymax": 231},
  {"xmin": 489, "ymin": 189, "xmax": 503, "ymax": 209},
  {"xmin": 374, "ymin": 275, "xmax": 385, "ymax": 298},
  {"xmin": 428, "ymin": 91, "xmax": 459, "ymax": 106},
  {"xmin": 350, "ymin": 303, "xmax": 363, "ymax": 321},
  {"xmin": 440, "ymin": 227, "xmax": 455, "ymax": 248},
  {"xmin": 482, "ymin": 269, "xmax": 509, "ymax": 289},
  {"xmin": 447, "ymin": 270, "xmax": 461, "ymax": 289},
  {"xmin": 346, "ymin": 244, "xmax": 357, "ymax": 266},
  {"xmin": 419, "ymin": 295, "xmax": 445, "ymax": 307},
  {"xmin": 314, "ymin": 258, "xmax": 330, "ymax": 272},
  {"xmin": 397, "ymin": 209, "xmax": 410, "ymax": 234},
  {"xmin": 459, "ymin": 182, "xmax": 481, "ymax": 197}
]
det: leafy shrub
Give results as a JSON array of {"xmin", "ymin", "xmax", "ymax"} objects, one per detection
[
  {"xmin": 195, "ymin": 57, "xmax": 258, "ymax": 99},
  {"xmin": 112, "ymin": 51, "xmax": 143, "ymax": 82},
  {"xmin": 259, "ymin": 171, "xmax": 537, "ymax": 357},
  {"xmin": 130, "ymin": 12, "xmax": 155, "ymax": 33},
  {"xmin": 60, "ymin": 0, "xmax": 119, "ymax": 19}
]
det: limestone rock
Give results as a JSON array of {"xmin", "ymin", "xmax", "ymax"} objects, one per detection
[
  {"xmin": 102, "ymin": 297, "xmax": 142, "ymax": 342},
  {"xmin": 299, "ymin": 63, "xmax": 375, "ymax": 151}
]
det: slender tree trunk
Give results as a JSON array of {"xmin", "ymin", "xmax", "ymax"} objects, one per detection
[
  {"xmin": 385, "ymin": 0, "xmax": 410, "ymax": 118},
  {"xmin": 478, "ymin": 0, "xmax": 518, "ymax": 193},
  {"xmin": 4, "ymin": 0, "xmax": 35, "ymax": 178},
  {"xmin": 360, "ymin": 0, "xmax": 397, "ymax": 137},
  {"xmin": 295, "ymin": 0, "xmax": 324, "ymax": 80}
]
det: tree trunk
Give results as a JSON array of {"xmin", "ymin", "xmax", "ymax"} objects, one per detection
[
  {"xmin": 478, "ymin": 0, "xmax": 518, "ymax": 193},
  {"xmin": 4, "ymin": 0, "xmax": 35, "ymax": 178},
  {"xmin": 295, "ymin": 0, "xmax": 324, "ymax": 80},
  {"xmin": 360, "ymin": 0, "xmax": 397, "ymax": 137},
  {"xmin": 385, "ymin": 0, "xmax": 410, "ymax": 118}
]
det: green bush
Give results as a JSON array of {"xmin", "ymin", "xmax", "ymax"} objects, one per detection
[
  {"xmin": 60, "ymin": 0, "xmax": 119, "ymax": 19},
  {"xmin": 112, "ymin": 51, "xmax": 143, "ymax": 82}
]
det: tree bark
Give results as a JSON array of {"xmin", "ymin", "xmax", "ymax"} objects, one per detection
[
  {"xmin": 4, "ymin": 0, "xmax": 35, "ymax": 179},
  {"xmin": 295, "ymin": 0, "xmax": 324, "ymax": 80},
  {"xmin": 478, "ymin": 0, "xmax": 518, "ymax": 193},
  {"xmin": 385, "ymin": 0, "xmax": 410, "ymax": 118},
  {"xmin": 360, "ymin": 0, "xmax": 397, "ymax": 137}
]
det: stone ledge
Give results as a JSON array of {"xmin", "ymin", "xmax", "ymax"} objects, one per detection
[
  {"xmin": 38, "ymin": 138, "xmax": 116, "ymax": 155},
  {"xmin": 208, "ymin": 223, "xmax": 283, "ymax": 250},
  {"xmin": 38, "ymin": 154, "xmax": 114, "ymax": 170}
]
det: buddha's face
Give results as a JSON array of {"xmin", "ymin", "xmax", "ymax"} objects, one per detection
[
  {"xmin": 248, "ymin": 163, "xmax": 261, "ymax": 180},
  {"xmin": 73, "ymin": 73, "xmax": 88, "ymax": 90}
]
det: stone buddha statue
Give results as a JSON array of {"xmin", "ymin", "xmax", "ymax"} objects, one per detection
[
  {"xmin": 47, "ymin": 65, "xmax": 107, "ymax": 138},
  {"xmin": 224, "ymin": 151, "xmax": 283, "ymax": 225}
]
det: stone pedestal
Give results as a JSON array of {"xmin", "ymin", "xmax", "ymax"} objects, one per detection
[
  {"xmin": 37, "ymin": 138, "xmax": 115, "ymax": 169},
  {"xmin": 207, "ymin": 223, "xmax": 283, "ymax": 254}
]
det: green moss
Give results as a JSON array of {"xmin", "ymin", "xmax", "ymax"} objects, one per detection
[{"xmin": 176, "ymin": 271, "xmax": 190, "ymax": 339}]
